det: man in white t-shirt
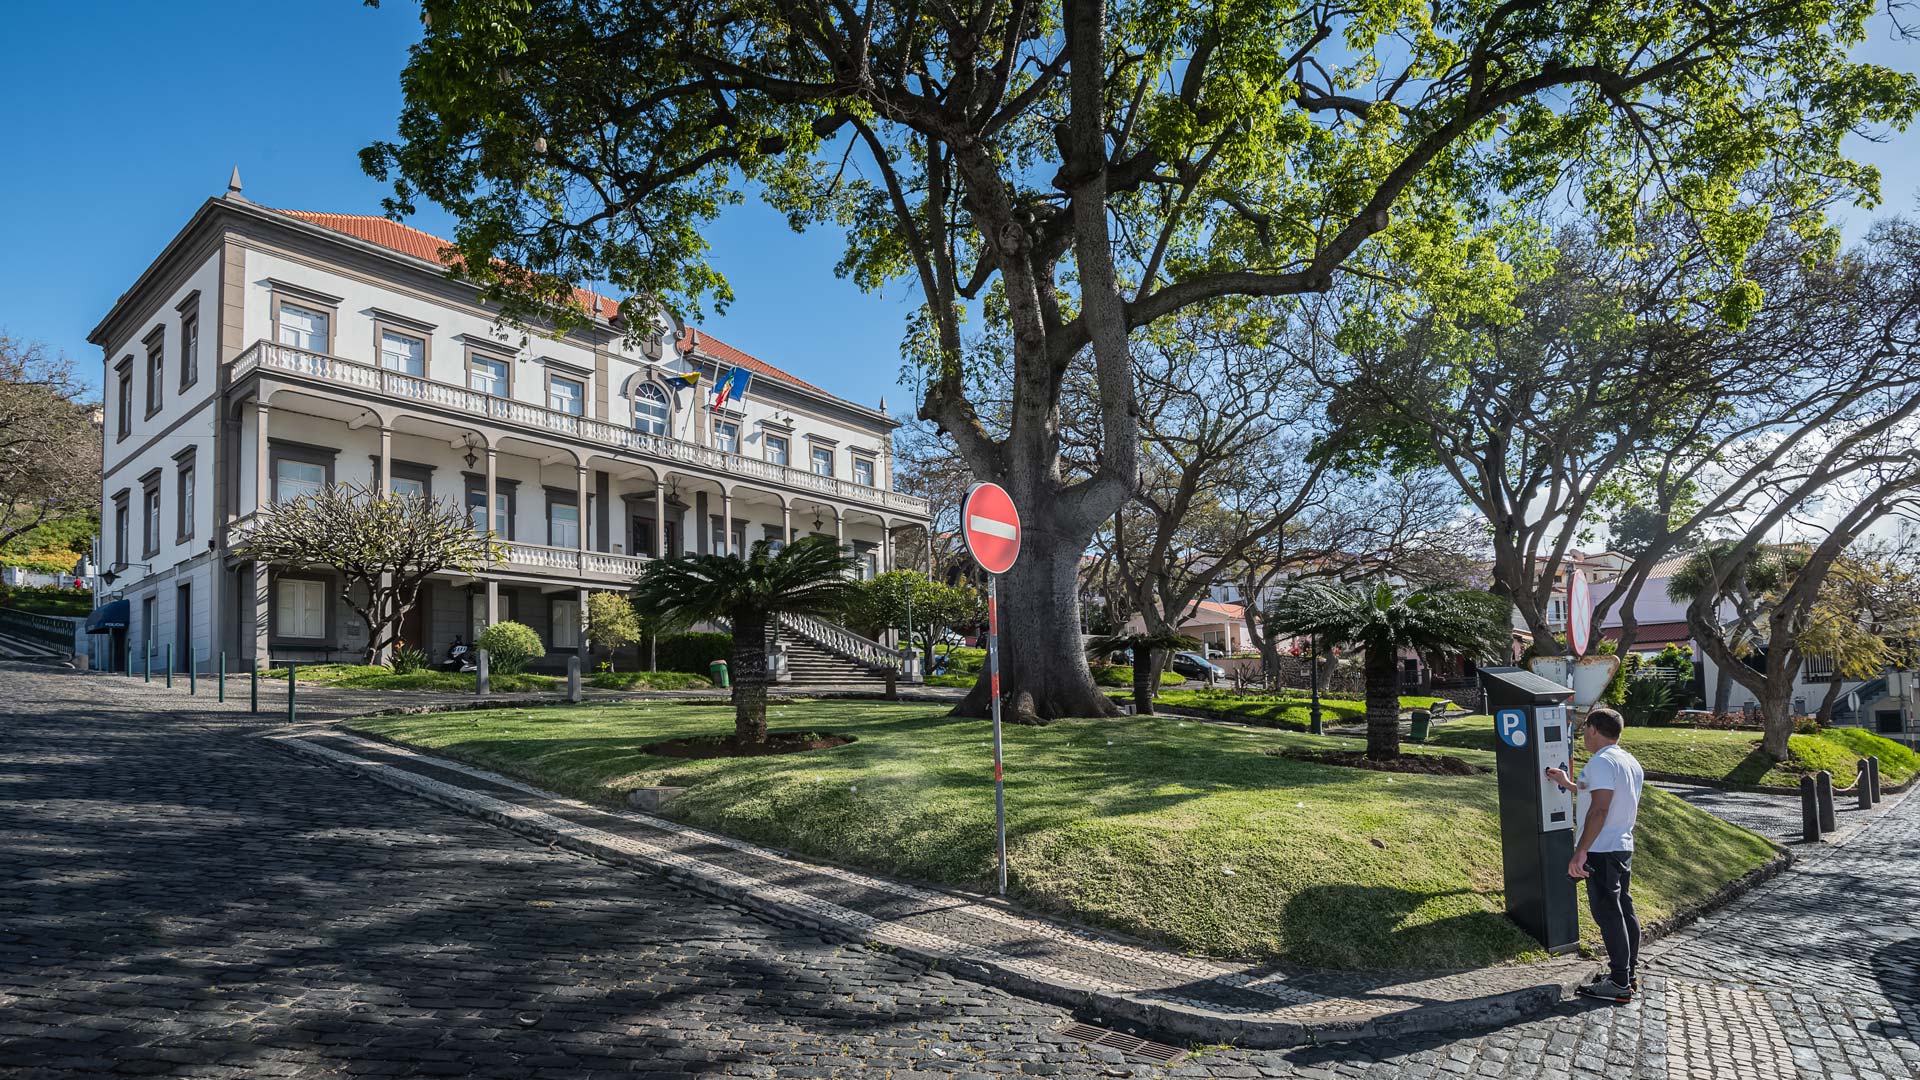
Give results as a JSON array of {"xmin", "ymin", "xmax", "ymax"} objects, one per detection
[{"xmin": 1545, "ymin": 706, "xmax": 1645, "ymax": 1003}]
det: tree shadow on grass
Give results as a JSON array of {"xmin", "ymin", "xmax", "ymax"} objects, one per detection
[{"xmin": 1279, "ymin": 884, "xmax": 1535, "ymax": 972}]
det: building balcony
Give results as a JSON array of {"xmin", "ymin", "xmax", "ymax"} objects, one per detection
[
  {"xmin": 225, "ymin": 513, "xmax": 653, "ymax": 586},
  {"xmin": 230, "ymin": 339, "xmax": 931, "ymax": 519}
]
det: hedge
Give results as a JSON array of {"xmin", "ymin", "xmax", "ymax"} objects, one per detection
[{"xmin": 654, "ymin": 632, "xmax": 733, "ymax": 674}]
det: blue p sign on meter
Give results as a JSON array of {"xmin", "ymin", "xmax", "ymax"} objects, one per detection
[{"xmin": 1496, "ymin": 708, "xmax": 1530, "ymax": 748}]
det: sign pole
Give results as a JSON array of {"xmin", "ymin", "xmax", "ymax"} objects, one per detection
[{"xmin": 989, "ymin": 573, "xmax": 1007, "ymax": 896}]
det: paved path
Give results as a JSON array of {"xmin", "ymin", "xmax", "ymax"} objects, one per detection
[{"xmin": 2, "ymin": 665, "xmax": 1916, "ymax": 1078}]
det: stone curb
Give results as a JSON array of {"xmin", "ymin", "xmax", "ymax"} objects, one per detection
[{"xmin": 261, "ymin": 729, "xmax": 1589, "ymax": 1049}]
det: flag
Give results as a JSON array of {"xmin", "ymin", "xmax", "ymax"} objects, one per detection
[
  {"xmin": 671, "ymin": 369, "xmax": 699, "ymax": 389},
  {"xmin": 709, "ymin": 367, "xmax": 751, "ymax": 411}
]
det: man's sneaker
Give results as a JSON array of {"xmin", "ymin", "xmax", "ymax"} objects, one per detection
[
  {"xmin": 1576, "ymin": 974, "xmax": 1634, "ymax": 1003},
  {"xmin": 1631, "ymin": 973, "xmax": 1641, "ymax": 994}
]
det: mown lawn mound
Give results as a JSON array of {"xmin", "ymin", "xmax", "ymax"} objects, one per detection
[
  {"xmin": 263, "ymin": 663, "xmax": 556, "ymax": 693},
  {"xmin": 349, "ymin": 701, "xmax": 1777, "ymax": 971}
]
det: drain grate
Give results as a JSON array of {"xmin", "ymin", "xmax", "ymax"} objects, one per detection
[{"xmin": 1060, "ymin": 1021, "xmax": 1184, "ymax": 1063}]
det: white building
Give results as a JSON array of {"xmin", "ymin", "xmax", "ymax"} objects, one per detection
[{"xmin": 87, "ymin": 179, "xmax": 930, "ymax": 673}]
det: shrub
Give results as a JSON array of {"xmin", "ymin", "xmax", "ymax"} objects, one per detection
[
  {"xmin": 655, "ymin": 632, "xmax": 732, "ymax": 673},
  {"xmin": 476, "ymin": 620, "xmax": 545, "ymax": 674},
  {"xmin": 390, "ymin": 644, "xmax": 429, "ymax": 674},
  {"xmin": 1621, "ymin": 678, "xmax": 1676, "ymax": 727}
]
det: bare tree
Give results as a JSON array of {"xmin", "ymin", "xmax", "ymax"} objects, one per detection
[
  {"xmin": 0, "ymin": 335, "xmax": 100, "ymax": 551},
  {"xmin": 234, "ymin": 483, "xmax": 500, "ymax": 665}
]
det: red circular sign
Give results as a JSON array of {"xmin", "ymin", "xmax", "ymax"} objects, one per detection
[{"xmin": 962, "ymin": 482, "xmax": 1022, "ymax": 575}]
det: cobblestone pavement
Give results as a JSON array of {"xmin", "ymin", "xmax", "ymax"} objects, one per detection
[
  {"xmin": 1652, "ymin": 781, "xmax": 1811, "ymax": 844},
  {"xmin": 2, "ymin": 665, "xmax": 1916, "ymax": 1078}
]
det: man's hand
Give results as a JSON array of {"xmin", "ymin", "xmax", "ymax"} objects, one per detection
[
  {"xmin": 1545, "ymin": 765, "xmax": 1573, "ymax": 791},
  {"xmin": 1569, "ymin": 851, "xmax": 1591, "ymax": 880}
]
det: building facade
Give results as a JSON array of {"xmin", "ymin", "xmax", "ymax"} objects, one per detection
[{"xmin": 88, "ymin": 182, "xmax": 930, "ymax": 672}]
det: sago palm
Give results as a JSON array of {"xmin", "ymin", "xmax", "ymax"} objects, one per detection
[
  {"xmin": 1084, "ymin": 631, "xmax": 1199, "ymax": 715},
  {"xmin": 1267, "ymin": 582, "xmax": 1511, "ymax": 760},
  {"xmin": 631, "ymin": 536, "xmax": 858, "ymax": 745}
]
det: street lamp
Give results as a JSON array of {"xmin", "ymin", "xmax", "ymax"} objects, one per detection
[{"xmin": 98, "ymin": 563, "xmax": 152, "ymax": 587}]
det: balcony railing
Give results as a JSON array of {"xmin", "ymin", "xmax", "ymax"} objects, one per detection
[
  {"xmin": 232, "ymin": 339, "xmax": 932, "ymax": 518},
  {"xmin": 227, "ymin": 511, "xmax": 649, "ymax": 585}
]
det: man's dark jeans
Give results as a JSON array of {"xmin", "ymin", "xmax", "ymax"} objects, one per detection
[{"xmin": 1584, "ymin": 850, "xmax": 1639, "ymax": 984}]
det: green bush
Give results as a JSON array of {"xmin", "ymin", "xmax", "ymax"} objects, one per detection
[
  {"xmin": 391, "ymin": 645, "xmax": 429, "ymax": 674},
  {"xmin": 588, "ymin": 669, "xmax": 713, "ymax": 690},
  {"xmin": 477, "ymin": 620, "xmax": 545, "ymax": 675},
  {"xmin": 1622, "ymin": 678, "xmax": 1676, "ymax": 727},
  {"xmin": 655, "ymin": 632, "xmax": 732, "ymax": 673},
  {"xmin": 0, "ymin": 583, "xmax": 93, "ymax": 616}
]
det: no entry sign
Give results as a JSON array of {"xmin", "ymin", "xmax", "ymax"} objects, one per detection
[{"xmin": 962, "ymin": 482, "xmax": 1022, "ymax": 575}]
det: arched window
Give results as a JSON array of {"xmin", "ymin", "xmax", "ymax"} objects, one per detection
[{"xmin": 634, "ymin": 382, "xmax": 670, "ymax": 435}]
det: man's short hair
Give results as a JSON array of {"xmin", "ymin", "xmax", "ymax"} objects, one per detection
[{"xmin": 1586, "ymin": 708, "xmax": 1623, "ymax": 739}]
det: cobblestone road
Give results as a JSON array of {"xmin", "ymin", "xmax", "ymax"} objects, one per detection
[{"xmin": 2, "ymin": 666, "xmax": 1915, "ymax": 1078}]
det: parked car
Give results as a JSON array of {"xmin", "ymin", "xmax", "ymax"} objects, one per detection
[{"xmin": 1169, "ymin": 651, "xmax": 1226, "ymax": 683}]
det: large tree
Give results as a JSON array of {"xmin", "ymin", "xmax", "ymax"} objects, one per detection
[
  {"xmin": 233, "ymin": 483, "xmax": 499, "ymax": 664},
  {"xmin": 0, "ymin": 336, "xmax": 100, "ymax": 552},
  {"xmin": 364, "ymin": 0, "xmax": 1916, "ymax": 720}
]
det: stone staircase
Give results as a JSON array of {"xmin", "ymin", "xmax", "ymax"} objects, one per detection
[{"xmin": 781, "ymin": 635, "xmax": 892, "ymax": 687}]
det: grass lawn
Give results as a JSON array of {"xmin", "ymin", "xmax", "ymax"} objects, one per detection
[
  {"xmin": 263, "ymin": 663, "xmax": 558, "ymax": 694},
  {"xmin": 588, "ymin": 669, "xmax": 713, "ymax": 691},
  {"xmin": 349, "ymin": 700, "xmax": 1776, "ymax": 971},
  {"xmin": 1150, "ymin": 689, "xmax": 1453, "ymax": 729},
  {"xmin": 1422, "ymin": 716, "xmax": 1916, "ymax": 788}
]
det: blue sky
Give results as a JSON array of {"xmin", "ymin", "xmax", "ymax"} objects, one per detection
[{"xmin": 2, "ymin": 1, "xmax": 1915, "ymax": 406}]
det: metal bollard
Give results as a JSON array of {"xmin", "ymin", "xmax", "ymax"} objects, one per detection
[
  {"xmin": 218, "ymin": 652, "xmax": 226, "ymax": 703},
  {"xmin": 144, "ymin": 641, "xmax": 152, "ymax": 683},
  {"xmin": 249, "ymin": 665, "xmax": 259, "ymax": 713},
  {"xmin": 475, "ymin": 650, "xmax": 490, "ymax": 696},
  {"xmin": 1800, "ymin": 775, "xmax": 1821, "ymax": 842},
  {"xmin": 188, "ymin": 652, "xmax": 196, "ymax": 695},
  {"xmin": 1859, "ymin": 761, "xmax": 1874, "ymax": 810},
  {"xmin": 566, "ymin": 655, "xmax": 582, "ymax": 703},
  {"xmin": 287, "ymin": 663, "xmax": 297, "ymax": 722},
  {"xmin": 1868, "ymin": 755, "xmax": 1883, "ymax": 804},
  {"xmin": 1815, "ymin": 770, "xmax": 1837, "ymax": 834},
  {"xmin": 166, "ymin": 644, "xmax": 174, "ymax": 689}
]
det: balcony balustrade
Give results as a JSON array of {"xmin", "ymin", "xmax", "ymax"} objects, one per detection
[{"xmin": 232, "ymin": 339, "xmax": 931, "ymax": 517}]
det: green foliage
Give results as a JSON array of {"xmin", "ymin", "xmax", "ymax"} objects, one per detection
[
  {"xmin": 587, "ymin": 669, "xmax": 713, "ymax": 691},
  {"xmin": 586, "ymin": 592, "xmax": 643, "ymax": 665},
  {"xmin": 934, "ymin": 646, "xmax": 986, "ymax": 674},
  {"xmin": 841, "ymin": 571, "xmax": 981, "ymax": 653},
  {"xmin": 390, "ymin": 645, "xmax": 429, "ymax": 675},
  {"xmin": 1648, "ymin": 644, "xmax": 1695, "ymax": 686},
  {"xmin": 476, "ymin": 620, "xmax": 545, "ymax": 675},
  {"xmin": 632, "ymin": 537, "xmax": 859, "ymax": 632},
  {"xmin": 1817, "ymin": 727, "xmax": 1918, "ymax": 785},
  {"xmin": 1092, "ymin": 665, "xmax": 1187, "ymax": 689},
  {"xmin": 1621, "ymin": 679, "xmax": 1677, "ymax": 727},
  {"xmin": 655, "ymin": 633, "xmax": 733, "ymax": 674},
  {"xmin": 262, "ymin": 663, "xmax": 556, "ymax": 693},
  {"xmin": 1789, "ymin": 732, "xmax": 1859, "ymax": 778},
  {"xmin": 0, "ymin": 582, "xmax": 92, "ymax": 616}
]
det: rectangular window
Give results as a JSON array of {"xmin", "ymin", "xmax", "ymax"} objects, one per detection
[
  {"xmin": 469, "ymin": 353, "xmax": 509, "ymax": 396},
  {"xmin": 276, "ymin": 303, "xmax": 329, "ymax": 351},
  {"xmin": 116, "ymin": 368, "xmax": 132, "ymax": 439},
  {"xmin": 549, "ymin": 500, "xmax": 580, "ymax": 548},
  {"xmin": 391, "ymin": 475, "xmax": 427, "ymax": 499},
  {"xmin": 275, "ymin": 578, "xmax": 327, "ymax": 640},
  {"xmin": 380, "ymin": 330, "xmax": 426, "ymax": 376},
  {"xmin": 466, "ymin": 487, "xmax": 513, "ymax": 538},
  {"xmin": 548, "ymin": 375, "xmax": 585, "ymax": 416},
  {"xmin": 552, "ymin": 599, "xmax": 580, "ymax": 650},
  {"xmin": 114, "ymin": 498, "xmax": 130, "ymax": 567},
  {"xmin": 858, "ymin": 549, "xmax": 879, "ymax": 581},
  {"xmin": 275, "ymin": 458, "xmax": 325, "ymax": 504},
  {"xmin": 853, "ymin": 456, "xmax": 875, "ymax": 487},
  {"xmin": 176, "ymin": 463, "xmax": 195, "ymax": 541},
  {"xmin": 144, "ymin": 340, "xmax": 164, "ymax": 417},
  {"xmin": 179, "ymin": 314, "xmax": 199, "ymax": 390},
  {"xmin": 712, "ymin": 420, "xmax": 739, "ymax": 454},
  {"xmin": 811, "ymin": 446, "xmax": 834, "ymax": 477},
  {"xmin": 766, "ymin": 434, "xmax": 790, "ymax": 467},
  {"xmin": 142, "ymin": 486, "xmax": 161, "ymax": 557}
]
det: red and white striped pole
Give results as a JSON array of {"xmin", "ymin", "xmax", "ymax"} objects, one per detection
[{"xmin": 988, "ymin": 575, "xmax": 1006, "ymax": 896}]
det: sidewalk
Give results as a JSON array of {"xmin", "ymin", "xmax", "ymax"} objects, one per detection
[{"xmin": 263, "ymin": 722, "xmax": 1600, "ymax": 1048}]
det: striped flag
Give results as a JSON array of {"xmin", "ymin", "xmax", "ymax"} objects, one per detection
[
  {"xmin": 671, "ymin": 369, "xmax": 700, "ymax": 389},
  {"xmin": 709, "ymin": 367, "xmax": 751, "ymax": 411}
]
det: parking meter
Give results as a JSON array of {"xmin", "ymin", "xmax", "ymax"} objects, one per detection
[{"xmin": 1477, "ymin": 666, "xmax": 1580, "ymax": 953}]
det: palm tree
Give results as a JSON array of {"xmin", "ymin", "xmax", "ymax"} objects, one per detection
[
  {"xmin": 1084, "ymin": 631, "xmax": 1200, "ymax": 715},
  {"xmin": 1267, "ymin": 582, "xmax": 1512, "ymax": 760},
  {"xmin": 631, "ymin": 536, "xmax": 859, "ymax": 746}
]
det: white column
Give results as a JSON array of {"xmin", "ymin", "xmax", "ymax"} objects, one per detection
[
  {"xmin": 377, "ymin": 426, "xmax": 393, "ymax": 494},
  {"xmin": 576, "ymin": 586, "xmax": 590, "ymax": 660},
  {"xmin": 781, "ymin": 503, "xmax": 792, "ymax": 547},
  {"xmin": 252, "ymin": 398, "xmax": 270, "ymax": 514},
  {"xmin": 484, "ymin": 448, "xmax": 498, "ymax": 537},
  {"xmin": 720, "ymin": 491, "xmax": 734, "ymax": 557},
  {"xmin": 575, "ymin": 465, "xmax": 589, "ymax": 571},
  {"xmin": 653, "ymin": 480, "xmax": 667, "ymax": 558},
  {"xmin": 834, "ymin": 510, "xmax": 844, "ymax": 547},
  {"xmin": 882, "ymin": 526, "xmax": 894, "ymax": 573},
  {"xmin": 485, "ymin": 580, "xmax": 500, "ymax": 627}
]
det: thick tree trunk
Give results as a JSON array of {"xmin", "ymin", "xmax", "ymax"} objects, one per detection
[
  {"xmin": 1759, "ymin": 688, "xmax": 1793, "ymax": 761},
  {"xmin": 1364, "ymin": 644, "xmax": 1402, "ymax": 761},
  {"xmin": 1315, "ymin": 640, "xmax": 1336, "ymax": 694},
  {"xmin": 731, "ymin": 614, "xmax": 769, "ymax": 745},
  {"xmin": 1814, "ymin": 676, "xmax": 1846, "ymax": 729},
  {"xmin": 1712, "ymin": 663, "xmax": 1733, "ymax": 714},
  {"xmin": 951, "ymin": 528, "xmax": 1121, "ymax": 723}
]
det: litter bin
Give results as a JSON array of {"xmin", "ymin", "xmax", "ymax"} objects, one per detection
[
  {"xmin": 709, "ymin": 660, "xmax": 730, "ymax": 688},
  {"xmin": 1409, "ymin": 709, "xmax": 1431, "ymax": 742}
]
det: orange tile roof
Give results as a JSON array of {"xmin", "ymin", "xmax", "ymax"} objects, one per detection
[{"xmin": 276, "ymin": 208, "xmax": 844, "ymax": 403}]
